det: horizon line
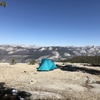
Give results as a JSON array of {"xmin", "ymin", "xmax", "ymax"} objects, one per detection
[{"xmin": 0, "ymin": 44, "xmax": 99, "ymax": 47}]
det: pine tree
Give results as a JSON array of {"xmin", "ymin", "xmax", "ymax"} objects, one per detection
[{"xmin": 0, "ymin": 1, "xmax": 6, "ymax": 7}]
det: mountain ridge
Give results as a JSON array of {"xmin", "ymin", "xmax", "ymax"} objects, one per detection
[{"xmin": 0, "ymin": 44, "xmax": 100, "ymax": 63}]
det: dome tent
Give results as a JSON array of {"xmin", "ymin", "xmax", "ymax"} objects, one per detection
[{"xmin": 37, "ymin": 58, "xmax": 57, "ymax": 71}]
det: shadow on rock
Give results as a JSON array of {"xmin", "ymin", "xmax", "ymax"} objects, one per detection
[
  {"xmin": 0, "ymin": 82, "xmax": 32, "ymax": 100},
  {"xmin": 57, "ymin": 65, "xmax": 100, "ymax": 75}
]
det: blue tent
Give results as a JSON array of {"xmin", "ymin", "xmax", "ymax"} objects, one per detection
[{"xmin": 37, "ymin": 58, "xmax": 57, "ymax": 71}]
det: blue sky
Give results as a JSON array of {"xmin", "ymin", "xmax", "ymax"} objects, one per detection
[{"xmin": 0, "ymin": 0, "xmax": 100, "ymax": 46}]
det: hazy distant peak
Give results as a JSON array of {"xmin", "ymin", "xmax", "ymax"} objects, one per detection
[{"xmin": 0, "ymin": 44, "xmax": 100, "ymax": 63}]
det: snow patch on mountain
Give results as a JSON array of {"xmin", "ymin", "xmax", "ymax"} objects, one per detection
[
  {"xmin": 38, "ymin": 55, "xmax": 49, "ymax": 61},
  {"xmin": 0, "ymin": 47, "xmax": 6, "ymax": 50},
  {"xmin": 49, "ymin": 51, "xmax": 60, "ymax": 59},
  {"xmin": 39, "ymin": 47, "xmax": 46, "ymax": 51},
  {"xmin": 64, "ymin": 53, "xmax": 71, "ymax": 56},
  {"xmin": 73, "ymin": 51, "xmax": 81, "ymax": 56},
  {"xmin": 48, "ymin": 47, "xmax": 53, "ymax": 51}
]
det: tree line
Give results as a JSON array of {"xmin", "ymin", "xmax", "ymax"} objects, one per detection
[
  {"xmin": 61, "ymin": 56, "xmax": 100, "ymax": 66},
  {"xmin": 10, "ymin": 58, "xmax": 36, "ymax": 65}
]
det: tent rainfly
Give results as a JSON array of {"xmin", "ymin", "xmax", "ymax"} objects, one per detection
[{"xmin": 37, "ymin": 58, "xmax": 57, "ymax": 71}]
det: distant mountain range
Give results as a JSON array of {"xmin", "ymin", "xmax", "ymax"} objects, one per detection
[{"xmin": 0, "ymin": 44, "xmax": 100, "ymax": 63}]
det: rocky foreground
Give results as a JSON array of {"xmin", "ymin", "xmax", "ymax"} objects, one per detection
[{"xmin": 0, "ymin": 62, "xmax": 100, "ymax": 100}]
